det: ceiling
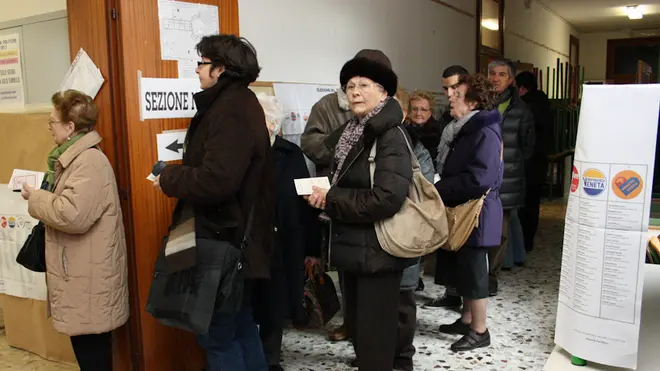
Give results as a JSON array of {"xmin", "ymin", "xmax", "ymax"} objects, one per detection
[{"xmin": 540, "ymin": 0, "xmax": 660, "ymax": 33}]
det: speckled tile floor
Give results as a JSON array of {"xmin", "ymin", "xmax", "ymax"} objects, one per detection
[{"xmin": 0, "ymin": 202, "xmax": 566, "ymax": 371}]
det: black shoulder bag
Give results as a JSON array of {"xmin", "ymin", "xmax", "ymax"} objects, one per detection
[{"xmin": 146, "ymin": 205, "xmax": 255, "ymax": 334}]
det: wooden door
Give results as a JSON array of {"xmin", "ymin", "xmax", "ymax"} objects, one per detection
[{"xmin": 68, "ymin": 0, "xmax": 239, "ymax": 370}]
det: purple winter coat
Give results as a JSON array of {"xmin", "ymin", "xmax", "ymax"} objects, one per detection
[{"xmin": 435, "ymin": 109, "xmax": 504, "ymax": 248}]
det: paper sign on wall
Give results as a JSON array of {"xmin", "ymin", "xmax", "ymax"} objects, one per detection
[
  {"xmin": 139, "ymin": 77, "xmax": 201, "ymax": 120},
  {"xmin": 158, "ymin": 0, "xmax": 219, "ymax": 61},
  {"xmin": 0, "ymin": 186, "xmax": 47, "ymax": 300},
  {"xmin": 59, "ymin": 48, "xmax": 105, "ymax": 99},
  {"xmin": 156, "ymin": 130, "xmax": 187, "ymax": 162},
  {"xmin": 555, "ymin": 85, "xmax": 660, "ymax": 369},
  {"xmin": 0, "ymin": 33, "xmax": 25, "ymax": 109}
]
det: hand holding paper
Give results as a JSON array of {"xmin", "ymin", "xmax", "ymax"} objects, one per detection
[{"xmin": 294, "ymin": 177, "xmax": 330, "ymax": 196}]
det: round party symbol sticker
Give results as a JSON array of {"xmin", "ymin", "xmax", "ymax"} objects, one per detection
[
  {"xmin": 571, "ymin": 166, "xmax": 579, "ymax": 193},
  {"xmin": 612, "ymin": 170, "xmax": 643, "ymax": 200},
  {"xmin": 582, "ymin": 169, "xmax": 607, "ymax": 197}
]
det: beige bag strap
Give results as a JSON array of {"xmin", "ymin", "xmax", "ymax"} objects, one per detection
[{"xmin": 369, "ymin": 126, "xmax": 420, "ymax": 187}]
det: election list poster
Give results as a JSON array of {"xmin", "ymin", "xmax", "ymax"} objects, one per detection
[
  {"xmin": 0, "ymin": 187, "xmax": 47, "ymax": 301},
  {"xmin": 555, "ymin": 85, "xmax": 660, "ymax": 369},
  {"xmin": 0, "ymin": 33, "xmax": 25, "ymax": 109}
]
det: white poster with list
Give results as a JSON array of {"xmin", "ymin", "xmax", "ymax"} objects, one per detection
[
  {"xmin": 555, "ymin": 85, "xmax": 660, "ymax": 369},
  {"xmin": 0, "ymin": 33, "xmax": 25, "ymax": 109}
]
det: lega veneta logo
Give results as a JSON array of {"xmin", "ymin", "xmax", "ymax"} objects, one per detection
[{"xmin": 582, "ymin": 169, "xmax": 607, "ymax": 196}]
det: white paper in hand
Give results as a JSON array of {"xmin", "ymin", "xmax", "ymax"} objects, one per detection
[
  {"xmin": 7, "ymin": 169, "xmax": 45, "ymax": 191},
  {"xmin": 294, "ymin": 177, "xmax": 331, "ymax": 196}
]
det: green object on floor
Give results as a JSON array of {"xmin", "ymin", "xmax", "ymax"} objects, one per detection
[{"xmin": 571, "ymin": 355, "xmax": 587, "ymax": 366}]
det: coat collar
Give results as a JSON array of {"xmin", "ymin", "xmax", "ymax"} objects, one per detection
[
  {"xmin": 273, "ymin": 136, "xmax": 300, "ymax": 153},
  {"xmin": 460, "ymin": 109, "xmax": 502, "ymax": 137},
  {"xmin": 193, "ymin": 76, "xmax": 248, "ymax": 115},
  {"xmin": 58, "ymin": 131, "xmax": 102, "ymax": 168}
]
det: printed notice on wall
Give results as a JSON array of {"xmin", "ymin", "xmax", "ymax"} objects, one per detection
[
  {"xmin": 139, "ymin": 76, "xmax": 201, "ymax": 120},
  {"xmin": 158, "ymin": 0, "xmax": 219, "ymax": 61},
  {"xmin": 555, "ymin": 85, "xmax": 660, "ymax": 369},
  {"xmin": 273, "ymin": 83, "xmax": 341, "ymax": 176},
  {"xmin": 0, "ymin": 33, "xmax": 25, "ymax": 109},
  {"xmin": 0, "ymin": 186, "xmax": 47, "ymax": 301}
]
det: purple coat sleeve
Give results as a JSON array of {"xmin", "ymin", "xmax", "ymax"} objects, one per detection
[{"xmin": 436, "ymin": 131, "xmax": 502, "ymax": 205}]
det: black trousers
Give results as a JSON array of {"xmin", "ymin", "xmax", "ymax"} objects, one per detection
[
  {"xmin": 344, "ymin": 270, "xmax": 402, "ymax": 371},
  {"xmin": 395, "ymin": 290, "xmax": 417, "ymax": 371},
  {"xmin": 70, "ymin": 332, "xmax": 112, "ymax": 371},
  {"xmin": 520, "ymin": 184, "xmax": 542, "ymax": 252}
]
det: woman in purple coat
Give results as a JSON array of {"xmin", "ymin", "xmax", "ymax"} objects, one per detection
[{"xmin": 435, "ymin": 74, "xmax": 503, "ymax": 352}]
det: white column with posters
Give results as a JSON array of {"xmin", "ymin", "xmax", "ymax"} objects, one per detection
[{"xmin": 554, "ymin": 85, "xmax": 660, "ymax": 369}]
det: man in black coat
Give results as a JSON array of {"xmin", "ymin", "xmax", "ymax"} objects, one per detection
[
  {"xmin": 516, "ymin": 71, "xmax": 552, "ymax": 253},
  {"xmin": 487, "ymin": 59, "xmax": 535, "ymax": 296}
]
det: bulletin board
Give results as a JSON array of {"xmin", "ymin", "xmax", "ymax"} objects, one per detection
[{"xmin": 0, "ymin": 110, "xmax": 53, "ymax": 184}]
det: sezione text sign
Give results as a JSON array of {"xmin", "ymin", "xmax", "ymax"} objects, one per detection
[{"xmin": 140, "ymin": 77, "xmax": 201, "ymax": 120}]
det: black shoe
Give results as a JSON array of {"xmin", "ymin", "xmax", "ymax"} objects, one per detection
[
  {"xmin": 349, "ymin": 358, "xmax": 358, "ymax": 368},
  {"xmin": 488, "ymin": 279, "xmax": 498, "ymax": 297},
  {"xmin": 450, "ymin": 329, "xmax": 491, "ymax": 352},
  {"xmin": 269, "ymin": 365, "xmax": 284, "ymax": 371},
  {"xmin": 425, "ymin": 294, "xmax": 462, "ymax": 308},
  {"xmin": 416, "ymin": 277, "xmax": 425, "ymax": 292},
  {"xmin": 438, "ymin": 318, "xmax": 470, "ymax": 335}
]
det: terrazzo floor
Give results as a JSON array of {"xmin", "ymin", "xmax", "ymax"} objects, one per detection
[{"xmin": 0, "ymin": 202, "xmax": 566, "ymax": 371}]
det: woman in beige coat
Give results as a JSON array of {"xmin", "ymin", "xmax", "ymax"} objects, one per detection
[{"xmin": 21, "ymin": 90, "xmax": 129, "ymax": 371}]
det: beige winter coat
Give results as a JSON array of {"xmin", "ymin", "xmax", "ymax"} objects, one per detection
[{"xmin": 28, "ymin": 131, "xmax": 129, "ymax": 336}]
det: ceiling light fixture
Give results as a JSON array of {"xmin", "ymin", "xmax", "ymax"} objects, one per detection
[
  {"xmin": 626, "ymin": 5, "xmax": 643, "ymax": 20},
  {"xmin": 481, "ymin": 19, "xmax": 499, "ymax": 31}
]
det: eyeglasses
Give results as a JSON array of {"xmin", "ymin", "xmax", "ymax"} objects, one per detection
[
  {"xmin": 342, "ymin": 82, "xmax": 381, "ymax": 94},
  {"xmin": 197, "ymin": 61, "xmax": 212, "ymax": 67},
  {"xmin": 47, "ymin": 119, "xmax": 63, "ymax": 127}
]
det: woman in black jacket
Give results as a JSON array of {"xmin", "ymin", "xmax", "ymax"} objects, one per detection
[{"xmin": 306, "ymin": 57, "xmax": 414, "ymax": 371}]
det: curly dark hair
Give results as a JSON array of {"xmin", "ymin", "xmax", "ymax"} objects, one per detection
[
  {"xmin": 457, "ymin": 74, "xmax": 498, "ymax": 111},
  {"xmin": 51, "ymin": 90, "xmax": 98, "ymax": 133},
  {"xmin": 196, "ymin": 34, "xmax": 261, "ymax": 83}
]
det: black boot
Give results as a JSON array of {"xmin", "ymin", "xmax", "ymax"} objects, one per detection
[
  {"xmin": 425, "ymin": 293, "xmax": 462, "ymax": 308},
  {"xmin": 438, "ymin": 318, "xmax": 470, "ymax": 335},
  {"xmin": 450, "ymin": 329, "xmax": 491, "ymax": 352}
]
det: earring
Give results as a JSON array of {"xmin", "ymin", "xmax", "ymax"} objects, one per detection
[{"xmin": 67, "ymin": 136, "xmax": 71, "ymax": 141}]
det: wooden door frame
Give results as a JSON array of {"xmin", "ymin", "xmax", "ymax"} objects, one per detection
[{"xmin": 606, "ymin": 36, "xmax": 660, "ymax": 84}]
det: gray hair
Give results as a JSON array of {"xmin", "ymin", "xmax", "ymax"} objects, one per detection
[
  {"xmin": 488, "ymin": 59, "xmax": 516, "ymax": 77},
  {"xmin": 256, "ymin": 92, "xmax": 285, "ymax": 135}
]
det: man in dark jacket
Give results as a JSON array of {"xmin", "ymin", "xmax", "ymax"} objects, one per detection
[
  {"xmin": 486, "ymin": 59, "xmax": 535, "ymax": 296},
  {"xmin": 155, "ymin": 35, "xmax": 275, "ymax": 371},
  {"xmin": 427, "ymin": 65, "xmax": 469, "ymax": 309},
  {"xmin": 516, "ymin": 71, "xmax": 551, "ymax": 252}
]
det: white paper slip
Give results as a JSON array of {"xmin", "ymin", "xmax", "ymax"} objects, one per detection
[
  {"xmin": 7, "ymin": 169, "xmax": 45, "ymax": 190},
  {"xmin": 59, "ymin": 48, "xmax": 105, "ymax": 99},
  {"xmin": 294, "ymin": 177, "xmax": 331, "ymax": 196}
]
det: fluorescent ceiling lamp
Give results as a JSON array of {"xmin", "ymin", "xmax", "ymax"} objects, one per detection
[
  {"xmin": 626, "ymin": 5, "xmax": 643, "ymax": 20},
  {"xmin": 481, "ymin": 19, "xmax": 499, "ymax": 31}
]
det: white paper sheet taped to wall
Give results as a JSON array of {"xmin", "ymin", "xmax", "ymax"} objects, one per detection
[
  {"xmin": 0, "ymin": 186, "xmax": 47, "ymax": 300},
  {"xmin": 158, "ymin": 0, "xmax": 219, "ymax": 61},
  {"xmin": 59, "ymin": 48, "xmax": 105, "ymax": 99}
]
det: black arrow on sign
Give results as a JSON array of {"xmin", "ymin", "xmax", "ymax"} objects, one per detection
[{"xmin": 166, "ymin": 140, "xmax": 184, "ymax": 153}]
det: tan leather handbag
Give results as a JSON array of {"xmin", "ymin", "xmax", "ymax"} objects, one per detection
[
  {"xmin": 442, "ymin": 191, "xmax": 489, "ymax": 251},
  {"xmin": 368, "ymin": 127, "xmax": 449, "ymax": 258}
]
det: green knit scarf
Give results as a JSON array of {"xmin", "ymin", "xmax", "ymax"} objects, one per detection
[{"xmin": 45, "ymin": 133, "xmax": 85, "ymax": 191}]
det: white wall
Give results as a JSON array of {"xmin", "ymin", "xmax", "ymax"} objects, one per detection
[
  {"xmin": 239, "ymin": 0, "xmax": 476, "ymax": 92},
  {"xmin": 504, "ymin": 0, "xmax": 578, "ymax": 73},
  {"xmin": 0, "ymin": 0, "xmax": 66, "ymax": 24},
  {"xmin": 579, "ymin": 31, "xmax": 631, "ymax": 81}
]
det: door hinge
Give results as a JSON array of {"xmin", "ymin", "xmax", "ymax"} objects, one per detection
[{"xmin": 111, "ymin": 8, "xmax": 118, "ymax": 20}]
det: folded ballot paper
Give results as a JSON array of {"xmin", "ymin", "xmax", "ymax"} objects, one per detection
[
  {"xmin": 7, "ymin": 169, "xmax": 45, "ymax": 191},
  {"xmin": 294, "ymin": 177, "xmax": 330, "ymax": 196},
  {"xmin": 59, "ymin": 48, "xmax": 105, "ymax": 99}
]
